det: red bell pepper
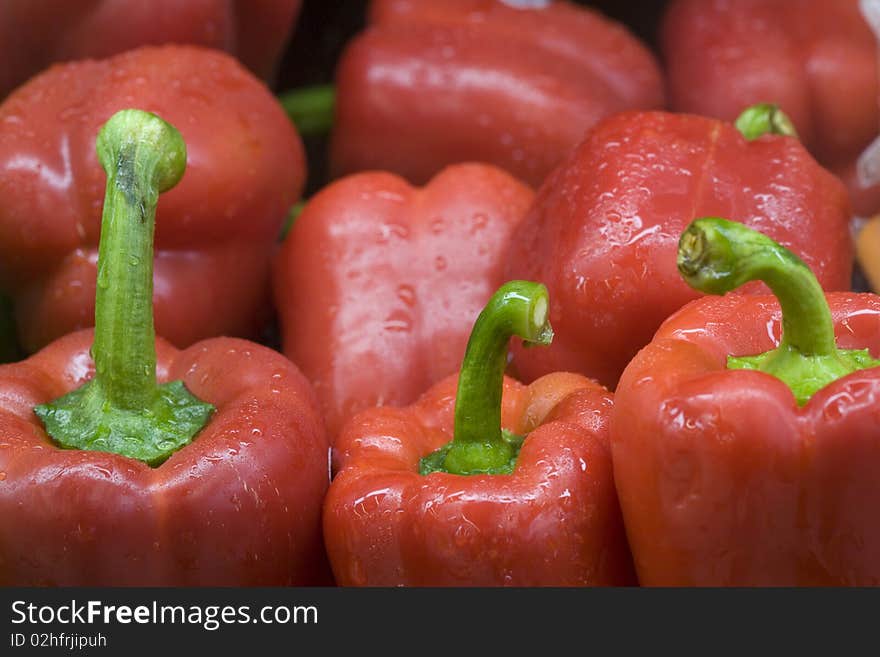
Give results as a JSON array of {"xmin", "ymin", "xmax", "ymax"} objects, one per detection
[
  {"xmin": 328, "ymin": 0, "xmax": 664, "ymax": 187},
  {"xmin": 324, "ymin": 281, "xmax": 635, "ymax": 586},
  {"xmin": 0, "ymin": 0, "xmax": 302, "ymax": 98},
  {"xmin": 0, "ymin": 109, "xmax": 329, "ymax": 586},
  {"xmin": 273, "ymin": 163, "xmax": 534, "ymax": 439},
  {"xmin": 505, "ymin": 107, "xmax": 853, "ymax": 389},
  {"xmin": 0, "ymin": 45, "xmax": 305, "ymax": 354},
  {"xmin": 613, "ymin": 218, "xmax": 880, "ymax": 585},
  {"xmin": 662, "ymin": 0, "xmax": 880, "ymax": 216}
]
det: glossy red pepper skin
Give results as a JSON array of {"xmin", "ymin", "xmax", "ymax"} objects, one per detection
[
  {"xmin": 0, "ymin": 45, "xmax": 305, "ymax": 354},
  {"xmin": 0, "ymin": 330, "xmax": 329, "ymax": 586},
  {"xmin": 273, "ymin": 164, "xmax": 533, "ymax": 440},
  {"xmin": 324, "ymin": 372, "xmax": 635, "ymax": 586},
  {"xmin": 612, "ymin": 292, "xmax": 880, "ymax": 586},
  {"xmin": 330, "ymin": 0, "xmax": 664, "ymax": 188},
  {"xmin": 0, "ymin": 0, "xmax": 302, "ymax": 98},
  {"xmin": 662, "ymin": 0, "xmax": 880, "ymax": 216},
  {"xmin": 505, "ymin": 111, "xmax": 853, "ymax": 389}
]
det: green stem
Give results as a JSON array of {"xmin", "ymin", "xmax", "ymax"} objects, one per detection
[
  {"xmin": 419, "ymin": 281, "xmax": 553, "ymax": 476},
  {"xmin": 34, "ymin": 110, "xmax": 214, "ymax": 466},
  {"xmin": 278, "ymin": 84, "xmax": 335, "ymax": 136},
  {"xmin": 92, "ymin": 110, "xmax": 184, "ymax": 408},
  {"xmin": 735, "ymin": 103, "xmax": 798, "ymax": 140},
  {"xmin": 678, "ymin": 217, "xmax": 879, "ymax": 404},
  {"xmin": 678, "ymin": 218, "xmax": 834, "ymax": 355}
]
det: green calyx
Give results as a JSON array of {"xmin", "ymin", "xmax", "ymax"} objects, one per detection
[
  {"xmin": 678, "ymin": 217, "xmax": 880, "ymax": 405},
  {"xmin": 419, "ymin": 429, "xmax": 526, "ymax": 476},
  {"xmin": 418, "ymin": 281, "xmax": 553, "ymax": 476},
  {"xmin": 727, "ymin": 346, "xmax": 878, "ymax": 406},
  {"xmin": 35, "ymin": 381, "xmax": 214, "ymax": 467},
  {"xmin": 278, "ymin": 84, "xmax": 336, "ymax": 137},
  {"xmin": 735, "ymin": 103, "xmax": 798, "ymax": 141},
  {"xmin": 34, "ymin": 109, "xmax": 214, "ymax": 466}
]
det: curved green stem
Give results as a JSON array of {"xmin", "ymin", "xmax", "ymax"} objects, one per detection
[
  {"xmin": 735, "ymin": 103, "xmax": 798, "ymax": 141},
  {"xmin": 419, "ymin": 281, "xmax": 553, "ymax": 476},
  {"xmin": 34, "ymin": 109, "xmax": 214, "ymax": 466},
  {"xmin": 278, "ymin": 84, "xmax": 335, "ymax": 136},
  {"xmin": 679, "ymin": 218, "xmax": 833, "ymax": 355},
  {"xmin": 678, "ymin": 217, "xmax": 879, "ymax": 404}
]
